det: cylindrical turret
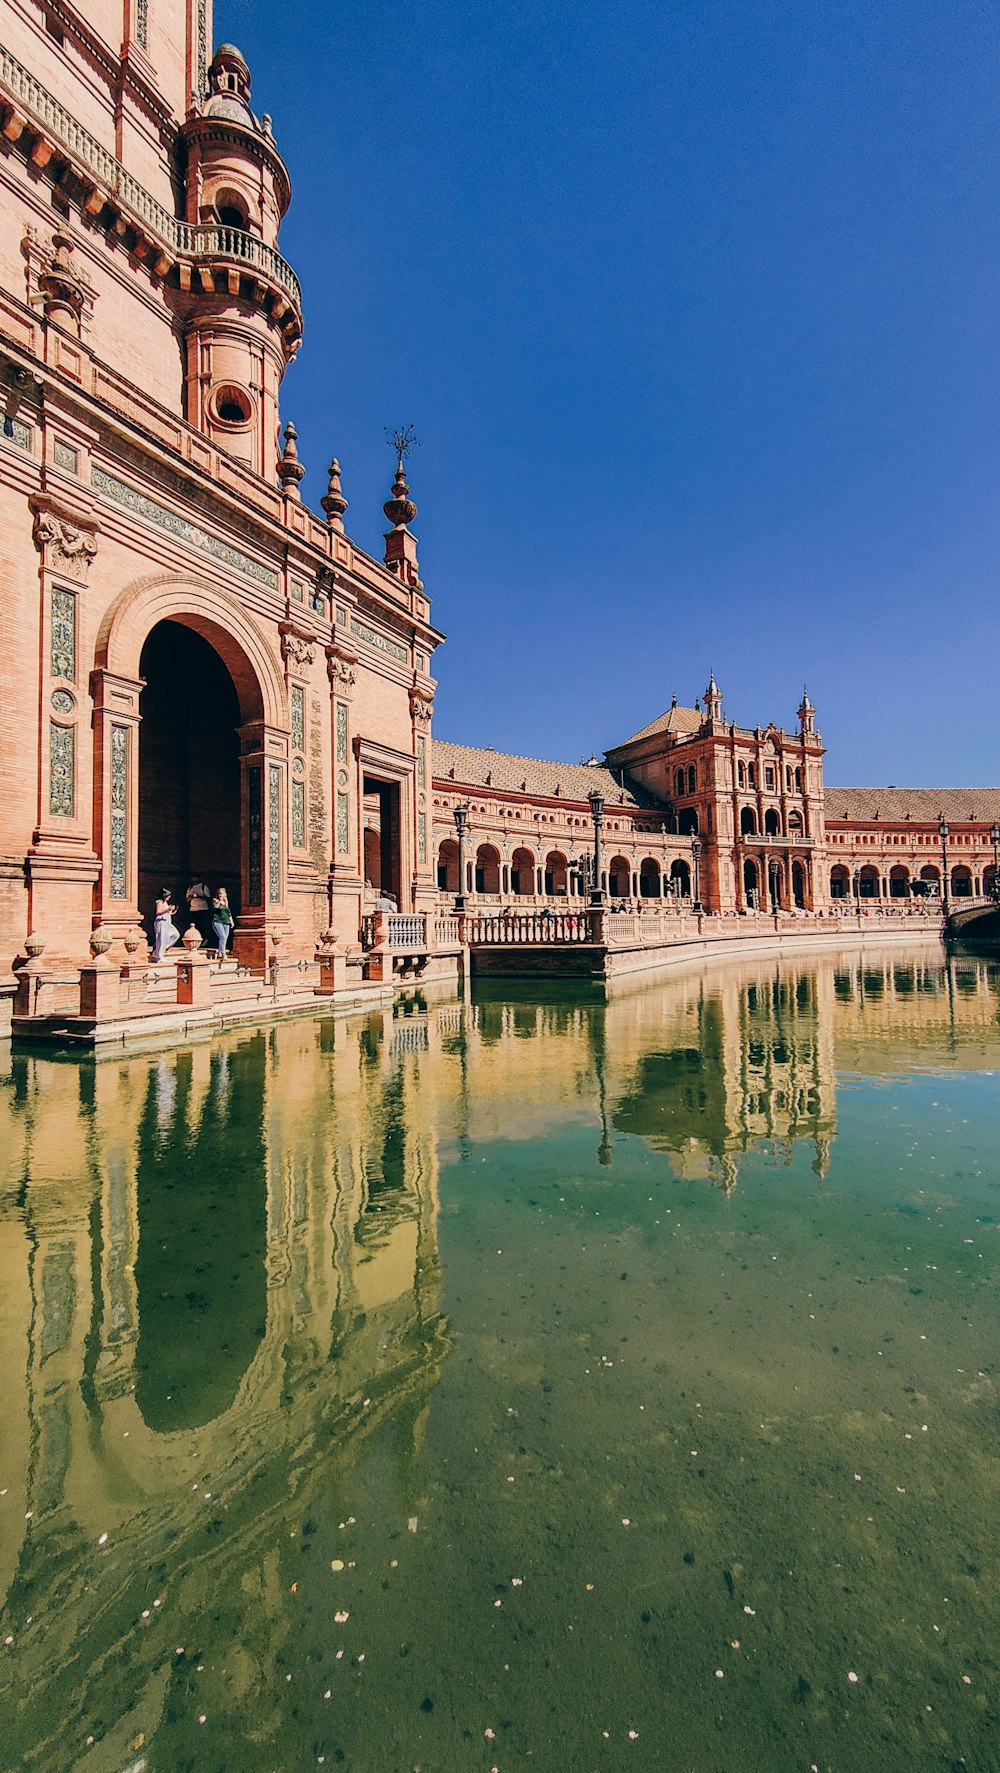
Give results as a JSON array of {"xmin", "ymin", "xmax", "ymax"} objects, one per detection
[{"xmin": 174, "ymin": 45, "xmax": 302, "ymax": 476}]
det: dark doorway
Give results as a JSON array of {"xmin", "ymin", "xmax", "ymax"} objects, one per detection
[
  {"xmin": 138, "ymin": 621, "xmax": 241, "ymax": 938},
  {"xmin": 362, "ymin": 775, "xmax": 402, "ymax": 904}
]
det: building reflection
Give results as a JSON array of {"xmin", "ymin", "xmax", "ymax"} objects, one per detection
[{"xmin": 1, "ymin": 943, "xmax": 999, "ymax": 1759}]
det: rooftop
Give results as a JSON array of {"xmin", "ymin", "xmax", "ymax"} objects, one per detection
[
  {"xmin": 608, "ymin": 703, "xmax": 704, "ymax": 751},
  {"xmin": 827, "ymin": 787, "xmax": 1000, "ymax": 824},
  {"xmin": 432, "ymin": 740, "xmax": 660, "ymax": 808}
]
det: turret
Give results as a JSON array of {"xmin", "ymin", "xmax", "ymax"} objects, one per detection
[
  {"xmin": 175, "ymin": 45, "xmax": 302, "ymax": 476},
  {"xmin": 703, "ymin": 672, "xmax": 723, "ymax": 724},
  {"xmin": 798, "ymin": 688, "xmax": 816, "ymax": 736}
]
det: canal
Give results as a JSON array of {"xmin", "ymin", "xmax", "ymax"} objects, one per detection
[{"xmin": 0, "ymin": 941, "xmax": 997, "ymax": 1771}]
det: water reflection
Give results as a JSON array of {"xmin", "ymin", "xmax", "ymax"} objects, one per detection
[{"xmin": 0, "ymin": 942, "xmax": 998, "ymax": 1766}]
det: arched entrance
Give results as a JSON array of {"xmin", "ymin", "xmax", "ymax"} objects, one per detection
[
  {"xmin": 137, "ymin": 622, "xmax": 242, "ymax": 940},
  {"xmin": 743, "ymin": 857, "xmax": 760, "ymax": 908},
  {"xmin": 791, "ymin": 858, "xmax": 806, "ymax": 909},
  {"xmin": 510, "ymin": 846, "xmax": 535, "ymax": 895},
  {"xmin": 670, "ymin": 858, "xmax": 691, "ymax": 898}
]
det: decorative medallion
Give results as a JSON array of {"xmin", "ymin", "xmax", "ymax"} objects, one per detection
[{"xmin": 51, "ymin": 689, "xmax": 74, "ymax": 714}]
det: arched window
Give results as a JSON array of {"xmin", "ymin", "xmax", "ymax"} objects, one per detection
[
  {"xmin": 788, "ymin": 810, "xmax": 803, "ymax": 834},
  {"xmin": 510, "ymin": 846, "xmax": 535, "ymax": 896},
  {"xmin": 687, "ymin": 764, "xmax": 696, "ymax": 793},
  {"xmin": 608, "ymin": 855, "xmax": 631, "ymax": 898},
  {"xmin": 740, "ymin": 806, "xmax": 757, "ymax": 836},
  {"xmin": 795, "ymin": 767, "xmax": 802, "ymax": 792},
  {"xmin": 437, "ymin": 838, "xmax": 459, "ymax": 894},
  {"xmin": 545, "ymin": 850, "xmax": 569, "ymax": 895},
  {"xmin": 889, "ymin": 864, "xmax": 910, "ymax": 899},
  {"xmin": 743, "ymin": 858, "xmax": 759, "ymax": 906},
  {"xmin": 830, "ymin": 864, "xmax": 850, "ymax": 899},
  {"xmin": 951, "ymin": 866, "xmax": 973, "ymax": 898},
  {"xmin": 791, "ymin": 859, "xmax": 806, "ymax": 909},
  {"xmin": 675, "ymin": 767, "xmax": 686, "ymax": 798},
  {"xmin": 677, "ymin": 808, "xmax": 699, "ymax": 836},
  {"xmin": 670, "ymin": 859, "xmax": 691, "ymax": 897},
  {"xmin": 737, "ymin": 761, "xmax": 746, "ymax": 788},
  {"xmin": 639, "ymin": 858, "xmax": 661, "ymax": 898},
  {"xmin": 747, "ymin": 763, "xmax": 756, "ymax": 788},
  {"xmin": 858, "ymin": 864, "xmax": 880, "ymax": 899},
  {"xmin": 475, "ymin": 843, "xmax": 501, "ymax": 895},
  {"xmin": 764, "ymin": 808, "xmax": 780, "ymax": 836}
]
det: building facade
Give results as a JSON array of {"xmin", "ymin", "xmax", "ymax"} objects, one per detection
[
  {"xmin": 432, "ymin": 682, "xmax": 1000, "ymax": 918},
  {"xmin": 0, "ymin": 0, "xmax": 440, "ymax": 979}
]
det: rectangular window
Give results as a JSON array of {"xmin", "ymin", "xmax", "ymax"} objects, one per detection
[
  {"xmin": 49, "ymin": 722, "xmax": 74, "ymax": 818},
  {"xmin": 765, "ymin": 767, "xmax": 775, "ymax": 790},
  {"xmin": 291, "ymin": 780, "xmax": 306, "ymax": 848},
  {"xmin": 336, "ymin": 702, "xmax": 348, "ymax": 765},
  {"xmin": 336, "ymin": 791, "xmax": 349, "ymax": 854},
  {"xmin": 51, "ymin": 587, "xmax": 76, "ymax": 681},
  {"xmin": 291, "ymin": 683, "xmax": 305, "ymax": 753}
]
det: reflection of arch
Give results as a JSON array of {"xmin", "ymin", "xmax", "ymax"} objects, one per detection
[
  {"xmin": 97, "ymin": 573, "xmax": 287, "ymax": 730},
  {"xmin": 764, "ymin": 807, "xmax": 780, "ymax": 836},
  {"xmin": 670, "ymin": 858, "xmax": 690, "ymax": 897},
  {"xmin": 830, "ymin": 863, "xmax": 850, "ymax": 899},
  {"xmin": 510, "ymin": 846, "xmax": 535, "ymax": 895},
  {"xmin": 639, "ymin": 857, "xmax": 661, "ymax": 898},
  {"xmin": 545, "ymin": 850, "xmax": 568, "ymax": 895},
  {"xmin": 608, "ymin": 854, "xmax": 631, "ymax": 898},
  {"xmin": 437, "ymin": 838, "xmax": 459, "ymax": 893},
  {"xmin": 889, "ymin": 863, "xmax": 910, "ymax": 898},
  {"xmin": 740, "ymin": 806, "xmax": 757, "ymax": 836},
  {"xmin": 475, "ymin": 843, "xmax": 500, "ymax": 894}
]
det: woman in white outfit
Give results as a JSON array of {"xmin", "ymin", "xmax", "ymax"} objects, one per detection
[{"xmin": 152, "ymin": 890, "xmax": 180, "ymax": 963}]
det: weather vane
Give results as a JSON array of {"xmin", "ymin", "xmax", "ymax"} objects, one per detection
[{"xmin": 385, "ymin": 424, "xmax": 420, "ymax": 463}]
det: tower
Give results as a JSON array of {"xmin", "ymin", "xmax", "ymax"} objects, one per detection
[
  {"xmin": 175, "ymin": 44, "xmax": 302, "ymax": 476},
  {"xmin": 703, "ymin": 672, "xmax": 723, "ymax": 724},
  {"xmin": 798, "ymin": 688, "xmax": 816, "ymax": 736}
]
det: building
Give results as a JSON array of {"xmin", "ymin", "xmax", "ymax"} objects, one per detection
[
  {"xmin": 432, "ymin": 681, "xmax": 1000, "ymax": 920},
  {"xmin": 0, "ymin": 0, "xmax": 440, "ymax": 992},
  {"xmin": 0, "ymin": 0, "xmax": 997, "ymax": 1037}
]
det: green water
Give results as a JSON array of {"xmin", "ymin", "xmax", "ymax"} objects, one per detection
[{"xmin": 0, "ymin": 942, "xmax": 997, "ymax": 1772}]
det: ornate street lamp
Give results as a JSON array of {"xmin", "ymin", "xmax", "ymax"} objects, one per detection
[
  {"xmin": 691, "ymin": 834, "xmax": 703, "ymax": 912},
  {"xmin": 769, "ymin": 856, "xmax": 780, "ymax": 912},
  {"xmin": 938, "ymin": 817, "xmax": 950, "ymax": 912},
  {"xmin": 453, "ymin": 802, "xmax": 469, "ymax": 911},
  {"xmin": 587, "ymin": 788, "xmax": 605, "ymax": 907}
]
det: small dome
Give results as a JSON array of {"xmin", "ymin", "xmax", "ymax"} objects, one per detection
[{"xmin": 203, "ymin": 90, "xmax": 258, "ymax": 124}]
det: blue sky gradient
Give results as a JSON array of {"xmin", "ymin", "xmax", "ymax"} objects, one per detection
[{"xmin": 218, "ymin": 0, "xmax": 1000, "ymax": 784}]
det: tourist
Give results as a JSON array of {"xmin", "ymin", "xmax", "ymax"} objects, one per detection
[
  {"xmin": 152, "ymin": 890, "xmax": 179, "ymax": 964},
  {"xmin": 185, "ymin": 877, "xmax": 212, "ymax": 943},
  {"xmin": 212, "ymin": 887, "xmax": 233, "ymax": 959}
]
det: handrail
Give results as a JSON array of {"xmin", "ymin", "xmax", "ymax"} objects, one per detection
[{"xmin": 0, "ymin": 46, "xmax": 301, "ymax": 309}]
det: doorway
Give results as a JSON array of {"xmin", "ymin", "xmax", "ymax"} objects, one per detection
[
  {"xmin": 362, "ymin": 775, "xmax": 402, "ymax": 904},
  {"xmin": 138, "ymin": 621, "xmax": 241, "ymax": 938}
]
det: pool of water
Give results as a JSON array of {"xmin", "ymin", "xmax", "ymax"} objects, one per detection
[{"xmin": 0, "ymin": 941, "xmax": 997, "ymax": 1771}]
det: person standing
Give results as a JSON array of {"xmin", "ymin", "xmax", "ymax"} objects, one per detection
[
  {"xmin": 211, "ymin": 887, "xmax": 233, "ymax": 959},
  {"xmin": 186, "ymin": 877, "xmax": 212, "ymax": 944},
  {"xmin": 152, "ymin": 890, "xmax": 180, "ymax": 964}
]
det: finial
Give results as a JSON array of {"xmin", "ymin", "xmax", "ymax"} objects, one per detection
[
  {"xmin": 277, "ymin": 421, "xmax": 305, "ymax": 498},
  {"xmin": 383, "ymin": 427, "xmax": 419, "ymax": 528},
  {"xmin": 321, "ymin": 456, "xmax": 348, "ymax": 531}
]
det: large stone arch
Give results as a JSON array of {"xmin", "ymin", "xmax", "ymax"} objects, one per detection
[
  {"xmin": 92, "ymin": 575, "xmax": 290, "ymax": 961},
  {"xmin": 95, "ymin": 572, "xmax": 287, "ymax": 730}
]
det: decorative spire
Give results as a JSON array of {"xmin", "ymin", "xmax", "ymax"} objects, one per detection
[
  {"xmin": 797, "ymin": 686, "xmax": 816, "ymax": 734},
  {"xmin": 704, "ymin": 671, "xmax": 723, "ymax": 720},
  {"xmin": 277, "ymin": 421, "xmax": 305, "ymax": 498},
  {"xmin": 321, "ymin": 456, "xmax": 348, "ymax": 531},
  {"xmin": 382, "ymin": 435, "xmax": 418, "ymax": 529}
]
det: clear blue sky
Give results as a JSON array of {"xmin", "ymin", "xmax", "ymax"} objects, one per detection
[{"xmin": 218, "ymin": 0, "xmax": 1000, "ymax": 785}]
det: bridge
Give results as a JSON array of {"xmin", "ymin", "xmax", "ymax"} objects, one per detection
[{"xmin": 946, "ymin": 895, "xmax": 1000, "ymax": 936}]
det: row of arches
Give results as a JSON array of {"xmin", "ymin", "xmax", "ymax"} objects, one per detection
[
  {"xmin": 739, "ymin": 806, "xmax": 804, "ymax": 837},
  {"xmin": 437, "ymin": 843, "xmax": 695, "ymax": 899},
  {"xmin": 830, "ymin": 863, "xmax": 997, "ymax": 900},
  {"xmin": 742, "ymin": 856, "xmax": 809, "ymax": 911}
]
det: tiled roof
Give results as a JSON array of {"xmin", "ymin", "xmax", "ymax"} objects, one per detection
[
  {"xmin": 827, "ymin": 787, "xmax": 1000, "ymax": 824},
  {"xmin": 609, "ymin": 704, "xmax": 704, "ymax": 750},
  {"xmin": 432, "ymin": 740, "xmax": 660, "ymax": 807}
]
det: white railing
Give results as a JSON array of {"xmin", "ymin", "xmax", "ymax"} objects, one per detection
[
  {"xmin": 434, "ymin": 914, "xmax": 463, "ymax": 947},
  {"xmin": 386, "ymin": 914, "xmax": 428, "ymax": 950},
  {"xmin": 465, "ymin": 910, "xmax": 593, "ymax": 945},
  {"xmin": 0, "ymin": 47, "xmax": 301, "ymax": 308}
]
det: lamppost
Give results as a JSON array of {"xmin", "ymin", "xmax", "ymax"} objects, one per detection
[
  {"xmin": 691, "ymin": 834, "xmax": 703, "ymax": 912},
  {"xmin": 587, "ymin": 788, "xmax": 605, "ymax": 907},
  {"xmin": 938, "ymin": 818, "xmax": 950, "ymax": 913},
  {"xmin": 990, "ymin": 822, "xmax": 1000, "ymax": 900},
  {"xmin": 769, "ymin": 857, "xmax": 781, "ymax": 912},
  {"xmin": 453, "ymin": 802, "xmax": 469, "ymax": 911}
]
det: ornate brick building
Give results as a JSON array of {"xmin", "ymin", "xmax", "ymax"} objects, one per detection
[{"xmin": 0, "ymin": 0, "xmax": 439, "ymax": 983}]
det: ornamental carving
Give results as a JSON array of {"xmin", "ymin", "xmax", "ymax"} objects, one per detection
[
  {"xmin": 410, "ymin": 688, "xmax": 434, "ymax": 725},
  {"xmin": 33, "ymin": 510, "xmax": 97, "ymax": 582},
  {"xmin": 280, "ymin": 629, "xmax": 316, "ymax": 670},
  {"xmin": 327, "ymin": 641, "xmax": 359, "ymax": 694}
]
